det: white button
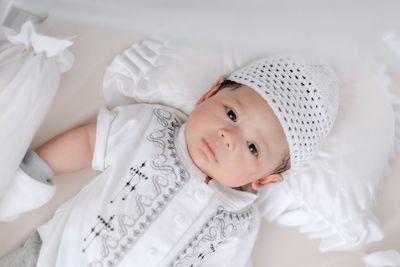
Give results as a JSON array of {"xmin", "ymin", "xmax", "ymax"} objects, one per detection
[
  {"xmin": 174, "ymin": 213, "xmax": 186, "ymax": 225},
  {"xmin": 147, "ymin": 247, "xmax": 158, "ymax": 258},
  {"xmin": 194, "ymin": 189, "xmax": 206, "ymax": 201}
]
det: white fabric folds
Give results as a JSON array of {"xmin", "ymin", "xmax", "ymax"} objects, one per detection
[
  {"xmin": 364, "ymin": 250, "xmax": 400, "ymax": 267},
  {"xmin": 257, "ymin": 59, "xmax": 398, "ymax": 251},
  {"xmin": 0, "ymin": 21, "xmax": 73, "ymax": 197},
  {"xmin": 103, "ymin": 38, "xmax": 167, "ymax": 107},
  {"xmin": 0, "ymin": 167, "xmax": 56, "ymax": 221}
]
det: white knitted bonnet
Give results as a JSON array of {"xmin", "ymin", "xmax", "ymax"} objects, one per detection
[{"xmin": 228, "ymin": 55, "xmax": 339, "ymax": 168}]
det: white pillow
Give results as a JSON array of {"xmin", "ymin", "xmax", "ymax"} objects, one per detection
[
  {"xmin": 257, "ymin": 60, "xmax": 397, "ymax": 251},
  {"xmin": 103, "ymin": 36, "xmax": 399, "ymax": 251},
  {"xmin": 104, "ymin": 38, "xmax": 256, "ymax": 113}
]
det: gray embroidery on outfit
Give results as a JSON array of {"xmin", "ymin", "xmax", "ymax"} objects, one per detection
[
  {"xmin": 170, "ymin": 206, "xmax": 254, "ymax": 267},
  {"xmin": 86, "ymin": 108, "xmax": 190, "ymax": 267}
]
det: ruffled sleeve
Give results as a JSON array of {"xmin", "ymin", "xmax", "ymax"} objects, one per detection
[{"xmin": 103, "ymin": 38, "xmax": 166, "ymax": 106}]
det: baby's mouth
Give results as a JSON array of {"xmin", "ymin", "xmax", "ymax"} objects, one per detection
[{"xmin": 202, "ymin": 138, "xmax": 218, "ymax": 162}]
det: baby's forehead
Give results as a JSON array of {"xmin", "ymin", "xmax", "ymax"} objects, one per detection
[{"xmin": 221, "ymin": 85, "xmax": 275, "ymax": 114}]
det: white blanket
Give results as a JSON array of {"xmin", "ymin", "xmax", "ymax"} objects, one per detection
[{"xmin": 0, "ymin": 17, "xmax": 399, "ymax": 267}]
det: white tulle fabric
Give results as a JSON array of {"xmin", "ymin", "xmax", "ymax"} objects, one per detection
[{"xmin": 0, "ymin": 21, "xmax": 74, "ymax": 197}]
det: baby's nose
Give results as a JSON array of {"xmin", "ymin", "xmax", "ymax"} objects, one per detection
[{"xmin": 218, "ymin": 128, "xmax": 237, "ymax": 150}]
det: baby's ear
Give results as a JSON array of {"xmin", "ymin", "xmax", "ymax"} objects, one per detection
[
  {"xmin": 196, "ymin": 78, "xmax": 224, "ymax": 104},
  {"xmin": 251, "ymin": 174, "xmax": 283, "ymax": 191}
]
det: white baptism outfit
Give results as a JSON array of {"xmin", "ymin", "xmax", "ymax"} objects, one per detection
[{"xmin": 36, "ymin": 103, "xmax": 260, "ymax": 267}]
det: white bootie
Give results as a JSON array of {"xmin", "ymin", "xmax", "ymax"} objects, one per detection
[{"xmin": 0, "ymin": 167, "xmax": 55, "ymax": 221}]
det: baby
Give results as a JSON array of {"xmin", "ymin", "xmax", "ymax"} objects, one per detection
[{"xmin": 0, "ymin": 55, "xmax": 338, "ymax": 267}]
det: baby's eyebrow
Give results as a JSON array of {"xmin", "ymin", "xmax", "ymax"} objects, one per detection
[
  {"xmin": 234, "ymin": 97, "xmax": 269, "ymax": 155},
  {"xmin": 235, "ymin": 98, "xmax": 244, "ymax": 110},
  {"xmin": 233, "ymin": 98, "xmax": 245, "ymax": 116},
  {"xmin": 258, "ymin": 129, "xmax": 269, "ymax": 156}
]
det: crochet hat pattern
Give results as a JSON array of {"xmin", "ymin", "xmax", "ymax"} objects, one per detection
[{"xmin": 228, "ymin": 55, "xmax": 339, "ymax": 168}]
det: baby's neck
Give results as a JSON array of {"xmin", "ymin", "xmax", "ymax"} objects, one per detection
[
  {"xmin": 204, "ymin": 176, "xmax": 257, "ymax": 194},
  {"xmin": 234, "ymin": 183, "xmax": 257, "ymax": 194}
]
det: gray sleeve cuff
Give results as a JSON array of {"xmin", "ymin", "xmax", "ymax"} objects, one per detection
[{"xmin": 20, "ymin": 150, "xmax": 54, "ymax": 185}]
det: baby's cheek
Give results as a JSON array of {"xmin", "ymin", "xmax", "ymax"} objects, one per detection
[
  {"xmin": 226, "ymin": 164, "xmax": 246, "ymax": 183},
  {"xmin": 239, "ymin": 160, "xmax": 260, "ymax": 180}
]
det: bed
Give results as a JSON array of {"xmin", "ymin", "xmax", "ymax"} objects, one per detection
[{"xmin": 1, "ymin": 3, "xmax": 400, "ymax": 266}]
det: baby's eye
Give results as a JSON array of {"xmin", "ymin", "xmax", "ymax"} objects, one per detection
[
  {"xmin": 247, "ymin": 141, "xmax": 259, "ymax": 156},
  {"xmin": 226, "ymin": 107, "xmax": 237, "ymax": 122}
]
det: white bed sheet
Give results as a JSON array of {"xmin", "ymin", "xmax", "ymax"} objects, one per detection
[{"xmin": 0, "ymin": 17, "xmax": 399, "ymax": 267}]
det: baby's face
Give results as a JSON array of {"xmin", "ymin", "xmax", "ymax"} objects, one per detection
[{"xmin": 185, "ymin": 82, "xmax": 289, "ymax": 190}]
